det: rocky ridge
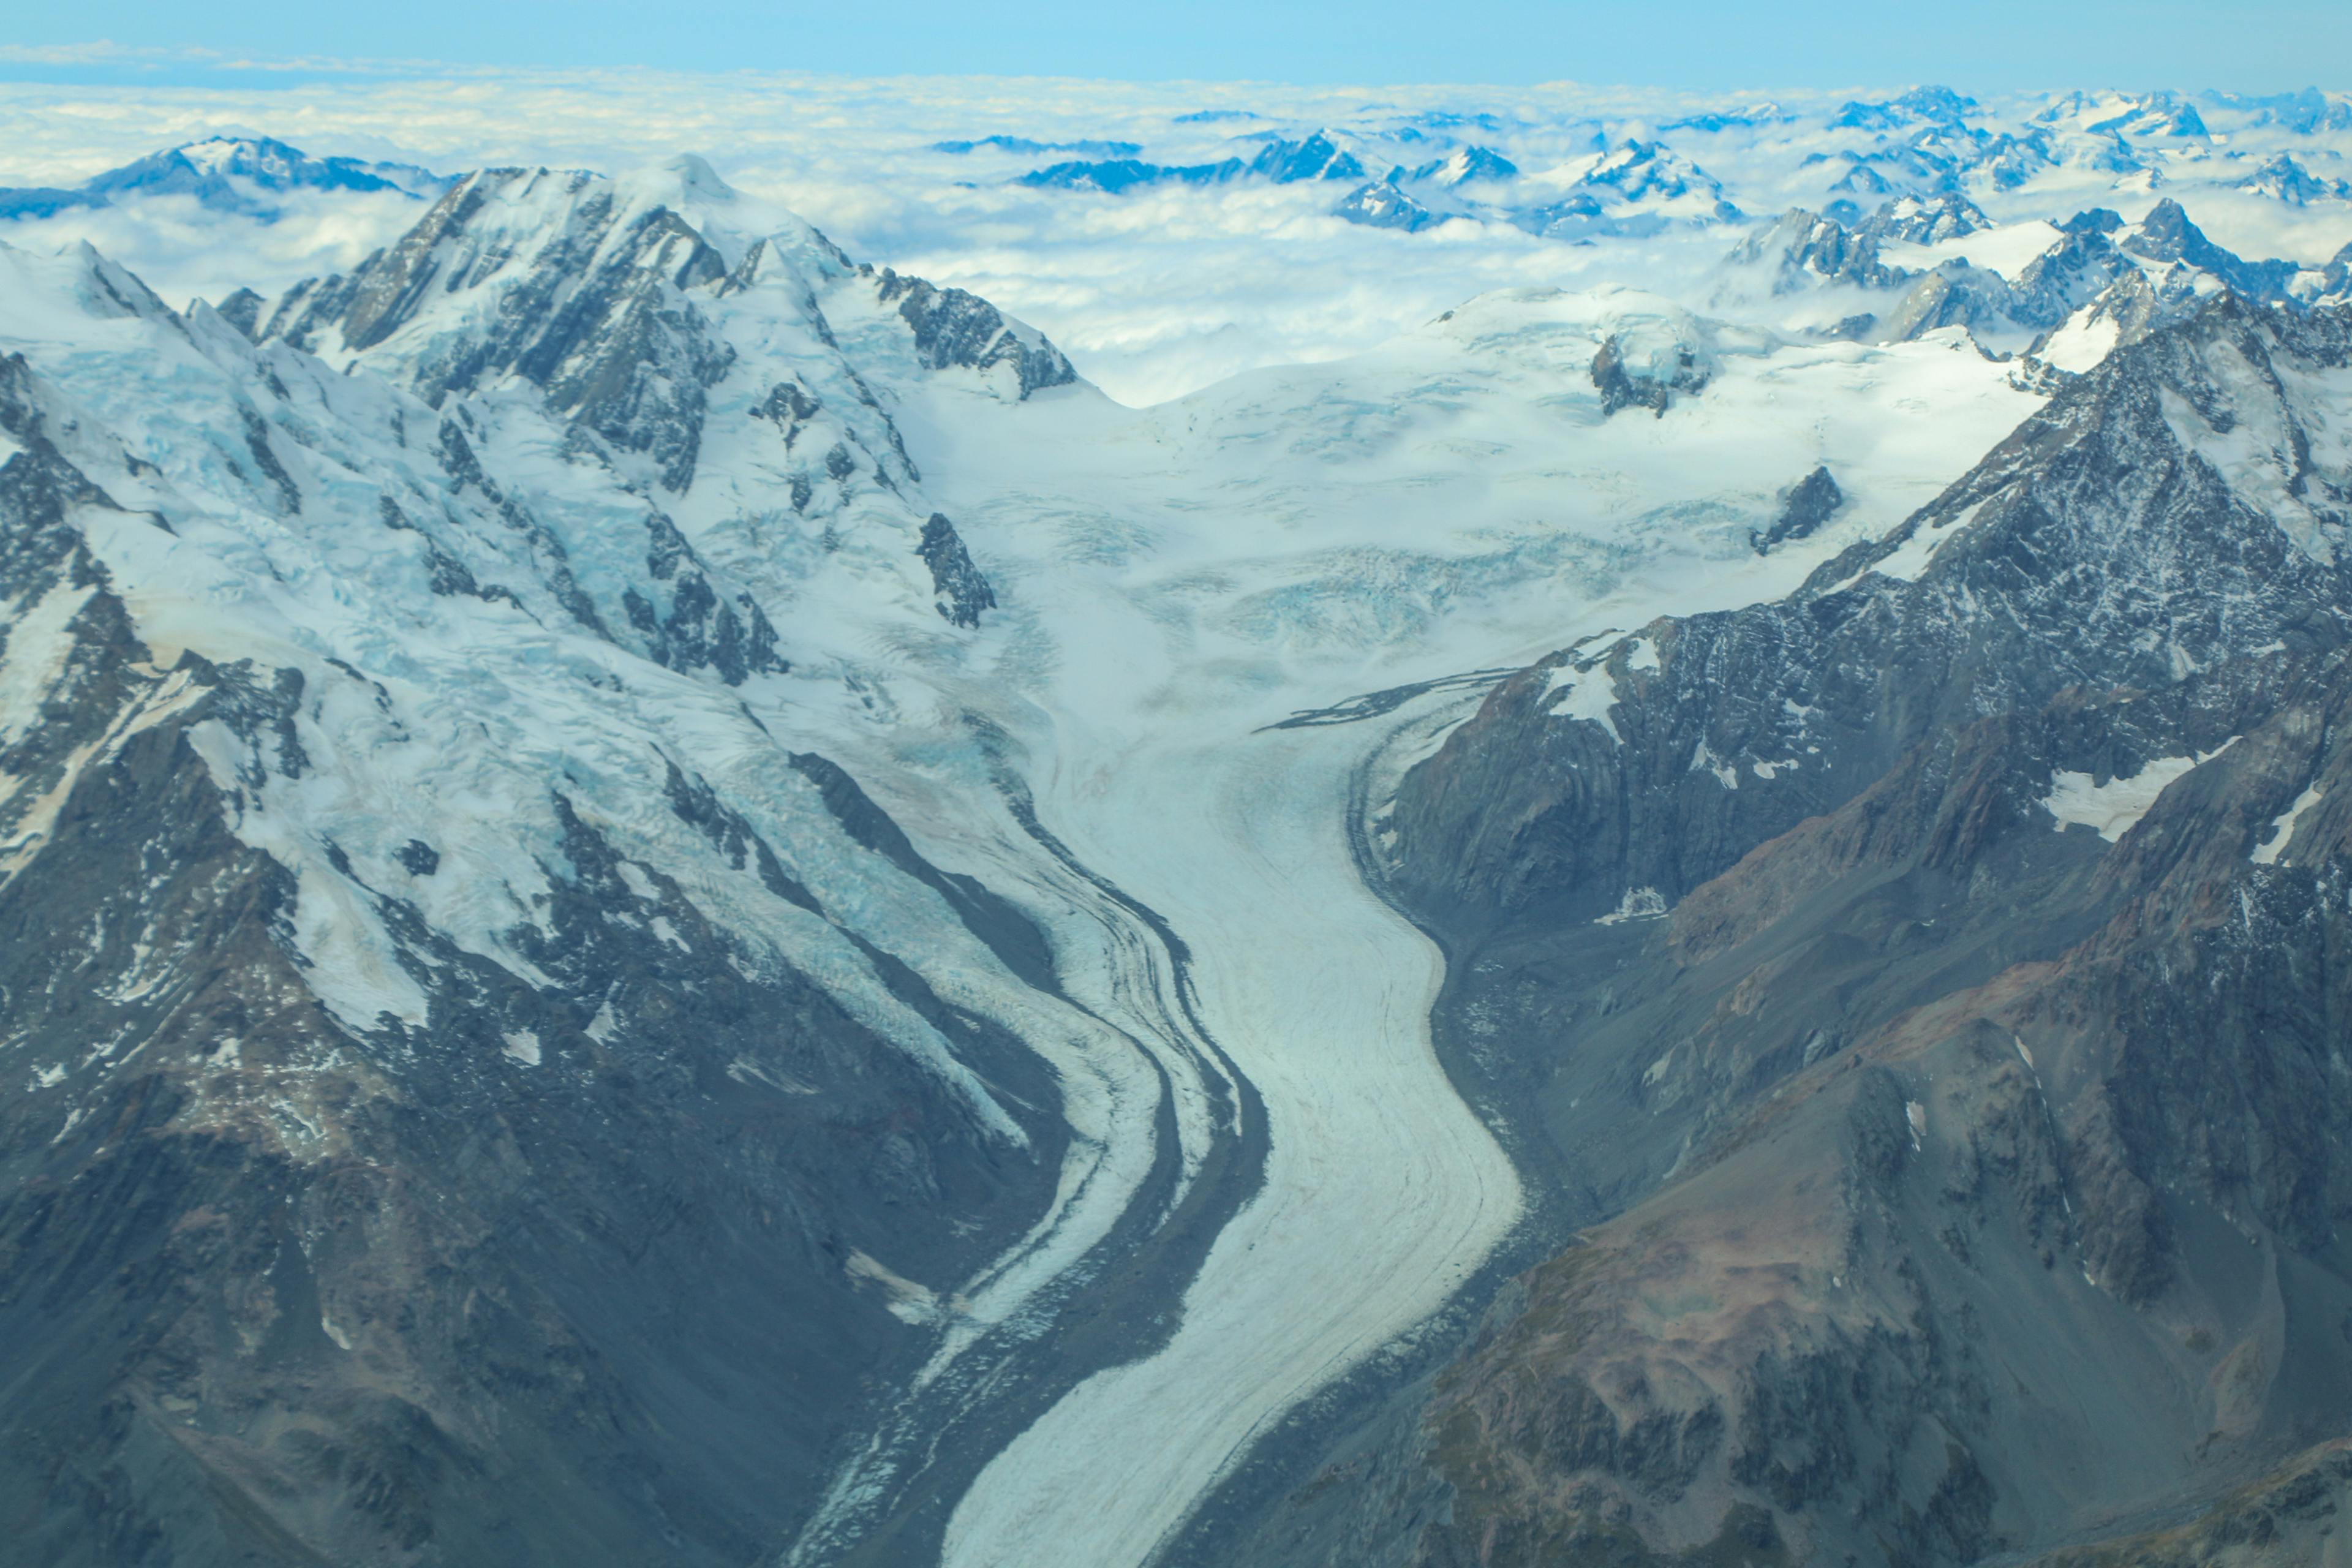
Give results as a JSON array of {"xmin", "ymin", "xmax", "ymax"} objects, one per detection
[{"xmin": 1246, "ymin": 293, "xmax": 2352, "ymax": 1566}]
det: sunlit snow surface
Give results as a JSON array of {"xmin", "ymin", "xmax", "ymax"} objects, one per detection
[{"xmin": 0, "ymin": 171, "xmax": 2046, "ymax": 1565}]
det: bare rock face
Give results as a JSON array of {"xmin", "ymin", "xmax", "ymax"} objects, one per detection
[
  {"xmin": 2024, "ymin": 1438, "xmax": 2352, "ymax": 1566},
  {"xmin": 871, "ymin": 268, "xmax": 1077, "ymax": 398},
  {"xmin": 1752, "ymin": 464, "xmax": 1842, "ymax": 552},
  {"xmin": 916, "ymin": 512, "xmax": 998, "ymax": 628}
]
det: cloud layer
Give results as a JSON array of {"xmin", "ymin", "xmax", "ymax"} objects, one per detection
[{"xmin": 2, "ymin": 70, "xmax": 2349, "ymax": 404}]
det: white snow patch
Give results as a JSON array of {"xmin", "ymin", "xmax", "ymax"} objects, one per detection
[
  {"xmin": 0, "ymin": 578, "xmax": 96, "ymax": 750},
  {"xmin": 1905, "ymin": 1099, "xmax": 1927, "ymax": 1148},
  {"xmin": 1873, "ymin": 500, "xmax": 1986, "ymax": 583},
  {"xmin": 1692, "ymin": 740, "xmax": 1739, "ymax": 788},
  {"xmin": 500, "ymin": 1029, "xmax": 542, "ymax": 1066},
  {"xmin": 2161, "ymin": 348, "xmax": 2345, "ymax": 565},
  {"xmin": 2253, "ymin": 785, "xmax": 2324, "ymax": 865},
  {"xmin": 585, "ymin": 1000, "xmax": 619, "ymax": 1044},
  {"xmin": 1545, "ymin": 662, "xmax": 1621, "ymax": 740},
  {"xmin": 2038, "ymin": 306, "xmax": 2122, "ymax": 374},
  {"xmin": 1874, "ymin": 526, "xmax": 1943, "ymax": 582},
  {"xmin": 2043, "ymin": 740, "xmax": 2237, "ymax": 842},
  {"xmin": 729, "ymin": 1056, "xmax": 819, "ymax": 1093},
  {"xmin": 1596, "ymin": 886, "xmax": 1667, "ymax": 925},
  {"xmin": 1880, "ymin": 221, "xmax": 2065, "ymax": 280},
  {"xmin": 614, "ymin": 861, "xmax": 659, "ymax": 901}
]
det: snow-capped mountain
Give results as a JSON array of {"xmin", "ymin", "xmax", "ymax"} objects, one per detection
[
  {"xmin": 0, "ymin": 135, "xmax": 448, "ymax": 221},
  {"xmin": 0, "ymin": 144, "xmax": 2052, "ymax": 1567},
  {"xmin": 1722, "ymin": 190, "xmax": 2332, "ymax": 367},
  {"xmin": 1517, "ymin": 139, "xmax": 1743, "ymax": 238},
  {"xmin": 960, "ymin": 80, "xmax": 2352, "ymax": 273},
  {"xmin": 1402, "ymin": 145, "xmax": 1520, "ymax": 188},
  {"xmin": 2236, "ymin": 151, "xmax": 2352, "ymax": 203},
  {"xmin": 1017, "ymin": 128, "xmax": 1366, "ymax": 192}
]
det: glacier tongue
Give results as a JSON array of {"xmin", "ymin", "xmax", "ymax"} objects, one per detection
[{"xmin": 938, "ymin": 707, "xmax": 1521, "ymax": 1568}]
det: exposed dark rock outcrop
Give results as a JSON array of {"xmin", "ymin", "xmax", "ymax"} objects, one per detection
[
  {"xmin": 1753, "ymin": 465, "xmax": 1842, "ymax": 552},
  {"xmin": 872, "ymin": 269, "xmax": 1077, "ymax": 398},
  {"xmin": 266, "ymin": 170, "xmax": 736, "ymax": 490},
  {"xmin": 916, "ymin": 511, "xmax": 998, "ymax": 628},
  {"xmin": 1335, "ymin": 180, "xmax": 1447, "ymax": 232}
]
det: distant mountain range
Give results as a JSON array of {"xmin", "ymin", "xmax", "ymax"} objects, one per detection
[
  {"xmin": 949, "ymin": 84, "xmax": 2352, "ymax": 243},
  {"xmin": 0, "ymin": 134, "xmax": 448, "ymax": 220}
]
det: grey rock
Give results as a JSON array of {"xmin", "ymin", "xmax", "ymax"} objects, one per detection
[
  {"xmin": 0, "ymin": 350, "xmax": 1071, "ymax": 1568},
  {"xmin": 1832, "ymin": 86, "xmax": 1978, "ymax": 133},
  {"xmin": 0, "ymin": 135, "xmax": 447, "ymax": 225},
  {"xmin": 1403, "ymin": 146, "xmax": 1519, "ymax": 187},
  {"xmin": 210, "ymin": 287, "xmax": 263, "ymax": 340},
  {"xmin": 1336, "ymin": 296, "xmax": 2352, "ymax": 1566},
  {"xmin": 1753, "ymin": 466, "xmax": 1843, "ymax": 552},
  {"xmin": 916, "ymin": 511, "xmax": 998, "ymax": 628},
  {"xmin": 1855, "ymin": 191, "xmax": 1990, "ymax": 246},
  {"xmin": 872, "ymin": 269, "xmax": 1077, "ymax": 398},
  {"xmin": 1727, "ymin": 208, "xmax": 1900, "ymax": 292},
  {"xmin": 1019, "ymin": 156, "xmax": 1242, "ymax": 192},
  {"xmin": 932, "ymin": 135, "xmax": 1142, "ymax": 156},
  {"xmin": 1246, "ymin": 130, "xmax": 1366, "ymax": 184},
  {"xmin": 2234, "ymin": 152, "xmax": 2352, "ymax": 204},
  {"xmin": 2123, "ymin": 198, "xmax": 2302, "ymax": 299},
  {"xmin": 0, "ymin": 185, "xmax": 105, "ymax": 219}
]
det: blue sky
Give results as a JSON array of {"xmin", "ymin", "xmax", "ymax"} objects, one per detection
[{"xmin": 2, "ymin": 0, "xmax": 2346, "ymax": 92}]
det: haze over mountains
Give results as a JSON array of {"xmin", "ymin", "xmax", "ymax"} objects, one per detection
[{"xmin": 2, "ymin": 74, "xmax": 2352, "ymax": 1568}]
